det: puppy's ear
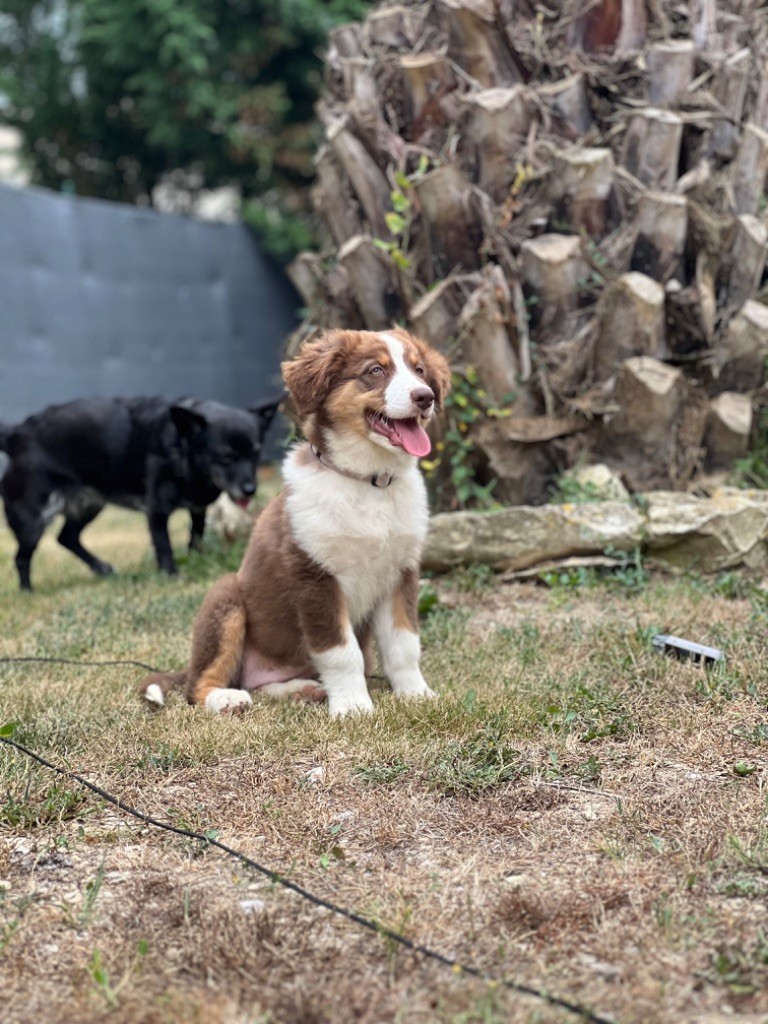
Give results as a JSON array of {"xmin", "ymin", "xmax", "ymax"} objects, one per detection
[
  {"xmin": 249, "ymin": 394, "xmax": 285, "ymax": 436},
  {"xmin": 170, "ymin": 403, "xmax": 207, "ymax": 437},
  {"xmin": 423, "ymin": 347, "xmax": 453, "ymax": 411},
  {"xmin": 281, "ymin": 333, "xmax": 345, "ymax": 418}
]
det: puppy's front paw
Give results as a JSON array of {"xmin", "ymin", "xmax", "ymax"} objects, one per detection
[
  {"xmin": 398, "ymin": 685, "xmax": 438, "ymax": 700},
  {"xmin": 392, "ymin": 676, "xmax": 438, "ymax": 699},
  {"xmin": 328, "ymin": 693, "xmax": 375, "ymax": 718},
  {"xmin": 204, "ymin": 688, "xmax": 253, "ymax": 714}
]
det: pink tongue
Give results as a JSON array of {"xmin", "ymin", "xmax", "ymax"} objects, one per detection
[
  {"xmin": 234, "ymin": 497, "xmax": 251, "ymax": 509},
  {"xmin": 395, "ymin": 420, "xmax": 432, "ymax": 457}
]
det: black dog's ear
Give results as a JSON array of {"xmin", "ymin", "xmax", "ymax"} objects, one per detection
[
  {"xmin": 170, "ymin": 403, "xmax": 207, "ymax": 438},
  {"xmin": 249, "ymin": 394, "xmax": 285, "ymax": 437}
]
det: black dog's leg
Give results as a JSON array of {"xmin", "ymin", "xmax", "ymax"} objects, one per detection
[
  {"xmin": 3, "ymin": 496, "xmax": 45, "ymax": 592},
  {"xmin": 148, "ymin": 510, "xmax": 177, "ymax": 574},
  {"xmin": 189, "ymin": 508, "xmax": 206, "ymax": 552},
  {"xmin": 58, "ymin": 505, "xmax": 115, "ymax": 577},
  {"xmin": 14, "ymin": 536, "xmax": 40, "ymax": 592}
]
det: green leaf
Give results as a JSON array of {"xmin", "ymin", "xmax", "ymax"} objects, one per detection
[
  {"xmin": 390, "ymin": 189, "xmax": 409, "ymax": 213},
  {"xmin": 394, "ymin": 170, "xmax": 411, "ymax": 192},
  {"xmin": 418, "ymin": 586, "xmax": 439, "ymax": 615},
  {"xmin": 0, "ymin": 722, "xmax": 19, "ymax": 738},
  {"xmin": 385, "ymin": 211, "xmax": 406, "ymax": 234},
  {"xmin": 391, "ymin": 248, "xmax": 411, "ymax": 270}
]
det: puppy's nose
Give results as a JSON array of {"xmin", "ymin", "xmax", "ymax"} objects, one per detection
[
  {"xmin": 411, "ymin": 387, "xmax": 435, "ymax": 411},
  {"xmin": 242, "ymin": 480, "xmax": 256, "ymax": 496}
]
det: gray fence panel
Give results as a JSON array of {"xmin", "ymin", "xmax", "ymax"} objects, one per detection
[{"xmin": 0, "ymin": 184, "xmax": 299, "ymax": 458}]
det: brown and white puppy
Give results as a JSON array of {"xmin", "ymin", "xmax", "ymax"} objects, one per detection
[{"xmin": 141, "ymin": 327, "xmax": 451, "ymax": 717}]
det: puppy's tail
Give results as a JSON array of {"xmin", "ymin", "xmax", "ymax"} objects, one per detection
[{"xmin": 140, "ymin": 670, "xmax": 188, "ymax": 709}]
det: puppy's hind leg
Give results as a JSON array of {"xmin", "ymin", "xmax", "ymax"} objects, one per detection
[
  {"xmin": 187, "ymin": 574, "xmax": 253, "ymax": 714},
  {"xmin": 140, "ymin": 671, "xmax": 187, "ymax": 708},
  {"xmin": 58, "ymin": 503, "xmax": 115, "ymax": 577}
]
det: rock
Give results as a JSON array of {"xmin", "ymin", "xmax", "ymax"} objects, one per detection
[
  {"xmin": 303, "ymin": 766, "xmax": 326, "ymax": 785},
  {"xmin": 565, "ymin": 463, "xmax": 630, "ymax": 501},
  {"xmin": 239, "ymin": 899, "xmax": 267, "ymax": 915},
  {"xmin": 424, "ymin": 489, "xmax": 768, "ymax": 574},
  {"xmin": 423, "ymin": 501, "xmax": 644, "ymax": 571},
  {"xmin": 644, "ymin": 490, "xmax": 768, "ymax": 572}
]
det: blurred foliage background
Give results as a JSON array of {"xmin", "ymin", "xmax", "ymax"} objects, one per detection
[{"xmin": 0, "ymin": 0, "xmax": 369, "ymax": 258}]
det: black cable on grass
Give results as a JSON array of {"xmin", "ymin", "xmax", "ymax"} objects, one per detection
[
  {"xmin": 0, "ymin": 655, "xmax": 163, "ymax": 673},
  {"xmin": 0, "ymin": 658, "xmax": 616, "ymax": 1024}
]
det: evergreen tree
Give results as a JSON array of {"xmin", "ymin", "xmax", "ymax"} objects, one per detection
[{"xmin": 0, "ymin": 0, "xmax": 367, "ymax": 255}]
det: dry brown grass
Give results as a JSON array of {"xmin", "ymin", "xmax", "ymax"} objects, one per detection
[{"xmin": 1, "ymin": 508, "xmax": 767, "ymax": 1023}]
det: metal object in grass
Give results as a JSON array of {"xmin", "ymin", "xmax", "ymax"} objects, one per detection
[{"xmin": 651, "ymin": 634, "xmax": 724, "ymax": 668}]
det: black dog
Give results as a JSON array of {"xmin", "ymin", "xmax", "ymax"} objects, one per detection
[{"xmin": 0, "ymin": 395, "xmax": 281, "ymax": 591}]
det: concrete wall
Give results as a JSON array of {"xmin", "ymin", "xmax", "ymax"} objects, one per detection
[{"xmin": 0, "ymin": 184, "xmax": 299, "ymax": 456}]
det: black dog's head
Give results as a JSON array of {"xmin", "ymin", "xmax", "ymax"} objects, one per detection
[{"xmin": 170, "ymin": 397, "xmax": 282, "ymax": 506}]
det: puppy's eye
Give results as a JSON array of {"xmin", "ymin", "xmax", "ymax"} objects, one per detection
[
  {"xmin": 415, "ymin": 365, "xmax": 425, "ymax": 376},
  {"xmin": 368, "ymin": 365, "xmax": 384, "ymax": 376}
]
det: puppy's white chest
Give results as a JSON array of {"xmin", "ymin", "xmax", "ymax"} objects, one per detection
[{"xmin": 286, "ymin": 465, "xmax": 428, "ymax": 623}]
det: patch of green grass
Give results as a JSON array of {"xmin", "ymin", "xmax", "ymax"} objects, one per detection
[
  {"xmin": 447, "ymin": 563, "xmax": 496, "ymax": 593},
  {"xmin": 0, "ymin": 776, "xmax": 90, "ymax": 830},
  {"xmin": 717, "ymin": 875, "xmax": 768, "ymax": 899},
  {"xmin": 540, "ymin": 564, "xmax": 599, "ymax": 590},
  {"xmin": 726, "ymin": 832, "xmax": 768, "ymax": 874},
  {"xmin": 426, "ymin": 712, "xmax": 531, "ymax": 796},
  {"xmin": 730, "ymin": 406, "xmax": 768, "ymax": 489},
  {"xmin": 707, "ymin": 929, "xmax": 768, "ymax": 996},
  {"xmin": 86, "ymin": 940, "xmax": 151, "ymax": 1010},
  {"xmin": 495, "ymin": 623, "xmax": 540, "ymax": 668},
  {"xmin": 135, "ymin": 744, "xmax": 194, "ymax": 775},
  {"xmin": 732, "ymin": 721, "xmax": 768, "ymax": 745},
  {"xmin": 354, "ymin": 759, "xmax": 411, "ymax": 786},
  {"xmin": 61, "ymin": 860, "xmax": 107, "ymax": 929},
  {"xmin": 540, "ymin": 687, "xmax": 632, "ymax": 743},
  {"xmin": 548, "ymin": 475, "xmax": 606, "ymax": 505},
  {"xmin": 446, "ymin": 989, "xmax": 510, "ymax": 1024}
]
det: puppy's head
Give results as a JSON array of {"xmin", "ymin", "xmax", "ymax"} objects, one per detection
[{"xmin": 282, "ymin": 328, "xmax": 451, "ymax": 459}]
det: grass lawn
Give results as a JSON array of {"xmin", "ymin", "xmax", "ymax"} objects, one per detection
[{"xmin": 1, "ymin": 501, "xmax": 767, "ymax": 1023}]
